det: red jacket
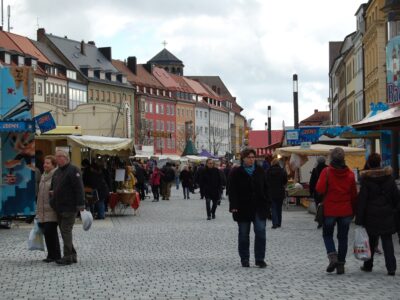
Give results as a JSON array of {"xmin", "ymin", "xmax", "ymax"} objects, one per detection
[
  {"xmin": 315, "ymin": 165, "xmax": 357, "ymax": 217},
  {"xmin": 149, "ymin": 169, "xmax": 161, "ymax": 186}
]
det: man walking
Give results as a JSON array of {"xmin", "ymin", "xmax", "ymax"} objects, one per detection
[
  {"xmin": 228, "ymin": 147, "xmax": 270, "ymax": 268},
  {"xmin": 50, "ymin": 150, "xmax": 85, "ymax": 265}
]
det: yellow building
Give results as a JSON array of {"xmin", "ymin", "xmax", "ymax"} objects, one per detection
[
  {"xmin": 344, "ymin": 46, "xmax": 356, "ymax": 124},
  {"xmin": 176, "ymin": 102, "xmax": 195, "ymax": 154},
  {"xmin": 363, "ymin": 0, "xmax": 387, "ymax": 114},
  {"xmin": 234, "ymin": 114, "xmax": 246, "ymax": 156}
]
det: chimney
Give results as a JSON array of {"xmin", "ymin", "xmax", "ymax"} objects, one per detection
[
  {"xmin": 80, "ymin": 40, "xmax": 85, "ymax": 55},
  {"xmin": 127, "ymin": 56, "xmax": 137, "ymax": 74},
  {"xmin": 98, "ymin": 47, "xmax": 111, "ymax": 61},
  {"xmin": 314, "ymin": 109, "xmax": 318, "ymax": 114},
  {"xmin": 37, "ymin": 28, "xmax": 45, "ymax": 41}
]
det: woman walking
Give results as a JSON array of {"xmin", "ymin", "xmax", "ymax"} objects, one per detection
[
  {"xmin": 228, "ymin": 148, "xmax": 270, "ymax": 268},
  {"xmin": 36, "ymin": 155, "xmax": 61, "ymax": 262},
  {"xmin": 200, "ymin": 159, "xmax": 222, "ymax": 220},
  {"xmin": 150, "ymin": 166, "xmax": 161, "ymax": 202},
  {"xmin": 316, "ymin": 147, "xmax": 357, "ymax": 275},
  {"xmin": 355, "ymin": 153, "xmax": 400, "ymax": 276},
  {"xmin": 266, "ymin": 158, "xmax": 287, "ymax": 229}
]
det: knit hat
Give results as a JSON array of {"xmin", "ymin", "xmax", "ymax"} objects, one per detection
[
  {"xmin": 317, "ymin": 156, "xmax": 326, "ymax": 164},
  {"xmin": 330, "ymin": 147, "xmax": 346, "ymax": 169}
]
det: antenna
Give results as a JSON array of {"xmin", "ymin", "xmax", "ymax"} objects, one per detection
[
  {"xmin": 1, "ymin": 0, "xmax": 3, "ymax": 28},
  {"xmin": 7, "ymin": 4, "xmax": 10, "ymax": 32}
]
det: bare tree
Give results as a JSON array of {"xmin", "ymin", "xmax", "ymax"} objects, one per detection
[{"xmin": 209, "ymin": 125, "xmax": 228, "ymax": 155}]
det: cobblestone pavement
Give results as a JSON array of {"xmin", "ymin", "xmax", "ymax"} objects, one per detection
[{"xmin": 1, "ymin": 187, "xmax": 400, "ymax": 300}]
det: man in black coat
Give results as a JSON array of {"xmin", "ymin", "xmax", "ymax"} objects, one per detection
[
  {"xmin": 51, "ymin": 150, "xmax": 85, "ymax": 265},
  {"xmin": 200, "ymin": 159, "xmax": 222, "ymax": 220},
  {"xmin": 266, "ymin": 158, "xmax": 288, "ymax": 229},
  {"xmin": 228, "ymin": 147, "xmax": 271, "ymax": 268}
]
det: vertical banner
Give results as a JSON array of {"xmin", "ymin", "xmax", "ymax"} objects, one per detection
[
  {"xmin": 0, "ymin": 67, "xmax": 35, "ymax": 217},
  {"xmin": 386, "ymin": 36, "xmax": 400, "ymax": 105}
]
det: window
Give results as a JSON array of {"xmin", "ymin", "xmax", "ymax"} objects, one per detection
[
  {"xmin": 4, "ymin": 53, "xmax": 10, "ymax": 64},
  {"xmin": 149, "ymin": 102, "xmax": 153, "ymax": 113},
  {"xmin": 166, "ymin": 105, "xmax": 170, "ymax": 115},
  {"xmin": 205, "ymin": 112, "xmax": 208, "ymax": 119},
  {"xmin": 160, "ymin": 104, "xmax": 164, "ymax": 114},
  {"xmin": 145, "ymin": 102, "xmax": 149, "ymax": 112},
  {"xmin": 18, "ymin": 56, "xmax": 24, "ymax": 66},
  {"xmin": 88, "ymin": 70, "xmax": 94, "ymax": 78},
  {"xmin": 156, "ymin": 104, "xmax": 159, "ymax": 114},
  {"xmin": 171, "ymin": 123, "xmax": 175, "ymax": 132},
  {"xmin": 37, "ymin": 82, "xmax": 42, "ymax": 96},
  {"xmin": 67, "ymin": 70, "xmax": 77, "ymax": 80}
]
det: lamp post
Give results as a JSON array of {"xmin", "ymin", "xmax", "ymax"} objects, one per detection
[
  {"xmin": 293, "ymin": 74, "xmax": 299, "ymax": 129},
  {"xmin": 267, "ymin": 106, "xmax": 272, "ymax": 147}
]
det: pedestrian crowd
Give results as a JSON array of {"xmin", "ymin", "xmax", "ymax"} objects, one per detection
[{"xmin": 33, "ymin": 146, "xmax": 400, "ymax": 276}]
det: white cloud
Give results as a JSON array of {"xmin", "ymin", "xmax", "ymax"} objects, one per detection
[{"xmin": 7, "ymin": 0, "xmax": 365, "ymax": 129}]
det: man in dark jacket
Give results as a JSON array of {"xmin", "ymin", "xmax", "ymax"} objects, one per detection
[
  {"xmin": 51, "ymin": 150, "xmax": 85, "ymax": 265},
  {"xmin": 161, "ymin": 162, "xmax": 175, "ymax": 200},
  {"xmin": 355, "ymin": 153, "xmax": 400, "ymax": 276},
  {"xmin": 266, "ymin": 158, "xmax": 288, "ymax": 229},
  {"xmin": 228, "ymin": 147, "xmax": 271, "ymax": 268},
  {"xmin": 200, "ymin": 159, "xmax": 222, "ymax": 219}
]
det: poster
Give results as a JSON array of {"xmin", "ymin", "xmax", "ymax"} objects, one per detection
[{"xmin": 0, "ymin": 67, "xmax": 35, "ymax": 217}]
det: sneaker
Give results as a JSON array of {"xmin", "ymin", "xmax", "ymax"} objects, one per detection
[
  {"xmin": 241, "ymin": 260, "xmax": 250, "ymax": 267},
  {"xmin": 255, "ymin": 260, "xmax": 267, "ymax": 268}
]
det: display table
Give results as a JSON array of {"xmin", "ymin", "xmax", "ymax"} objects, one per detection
[
  {"xmin": 285, "ymin": 188, "xmax": 310, "ymax": 207},
  {"xmin": 109, "ymin": 192, "xmax": 140, "ymax": 214}
]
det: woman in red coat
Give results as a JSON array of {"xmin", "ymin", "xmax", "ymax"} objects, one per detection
[{"xmin": 316, "ymin": 147, "xmax": 357, "ymax": 275}]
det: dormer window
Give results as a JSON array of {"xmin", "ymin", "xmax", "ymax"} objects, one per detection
[
  {"xmin": 4, "ymin": 53, "xmax": 10, "ymax": 64},
  {"xmin": 122, "ymin": 76, "xmax": 127, "ymax": 84},
  {"xmin": 136, "ymin": 85, "xmax": 140, "ymax": 93},
  {"xmin": 18, "ymin": 56, "xmax": 24, "ymax": 66},
  {"xmin": 111, "ymin": 74, "xmax": 116, "ymax": 82},
  {"xmin": 88, "ymin": 69, "xmax": 94, "ymax": 78},
  {"xmin": 100, "ymin": 71, "xmax": 105, "ymax": 80},
  {"xmin": 31, "ymin": 59, "xmax": 37, "ymax": 70},
  {"xmin": 67, "ymin": 70, "xmax": 77, "ymax": 80},
  {"xmin": 143, "ymin": 87, "xmax": 147, "ymax": 93},
  {"xmin": 163, "ymin": 90, "xmax": 166, "ymax": 96},
  {"xmin": 149, "ymin": 88, "xmax": 153, "ymax": 94}
]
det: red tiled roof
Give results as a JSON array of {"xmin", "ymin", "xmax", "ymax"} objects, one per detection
[
  {"xmin": 152, "ymin": 66, "xmax": 180, "ymax": 90},
  {"xmin": 182, "ymin": 77, "xmax": 210, "ymax": 97},
  {"xmin": 112, "ymin": 60, "xmax": 163, "ymax": 88},
  {"xmin": 6, "ymin": 32, "xmax": 51, "ymax": 64},
  {"xmin": 300, "ymin": 110, "xmax": 330, "ymax": 125},
  {"xmin": 248, "ymin": 130, "xmax": 284, "ymax": 148},
  {"xmin": 0, "ymin": 31, "xmax": 22, "ymax": 53},
  {"xmin": 170, "ymin": 73, "xmax": 195, "ymax": 93}
]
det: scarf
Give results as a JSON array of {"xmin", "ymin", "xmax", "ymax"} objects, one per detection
[{"xmin": 243, "ymin": 164, "xmax": 255, "ymax": 176}]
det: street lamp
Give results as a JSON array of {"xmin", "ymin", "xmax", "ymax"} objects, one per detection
[
  {"xmin": 267, "ymin": 106, "xmax": 272, "ymax": 147},
  {"xmin": 293, "ymin": 74, "xmax": 299, "ymax": 129}
]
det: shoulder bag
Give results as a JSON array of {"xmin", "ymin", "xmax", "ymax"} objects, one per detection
[{"xmin": 314, "ymin": 169, "xmax": 329, "ymax": 225}]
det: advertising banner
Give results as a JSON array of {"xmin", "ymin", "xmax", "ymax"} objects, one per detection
[
  {"xmin": 386, "ymin": 36, "xmax": 400, "ymax": 105},
  {"xmin": 0, "ymin": 67, "xmax": 35, "ymax": 217}
]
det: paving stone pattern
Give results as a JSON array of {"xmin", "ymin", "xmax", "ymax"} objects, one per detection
[{"xmin": 1, "ymin": 188, "xmax": 400, "ymax": 300}]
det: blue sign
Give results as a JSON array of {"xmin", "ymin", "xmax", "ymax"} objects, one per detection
[
  {"xmin": 34, "ymin": 111, "xmax": 56, "ymax": 133},
  {"xmin": 0, "ymin": 121, "xmax": 35, "ymax": 132}
]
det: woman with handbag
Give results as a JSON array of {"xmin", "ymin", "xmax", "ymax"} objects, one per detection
[
  {"xmin": 316, "ymin": 147, "xmax": 357, "ymax": 275},
  {"xmin": 355, "ymin": 153, "xmax": 400, "ymax": 276},
  {"xmin": 36, "ymin": 155, "xmax": 61, "ymax": 262}
]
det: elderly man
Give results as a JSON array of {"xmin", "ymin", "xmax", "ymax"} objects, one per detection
[{"xmin": 50, "ymin": 150, "xmax": 85, "ymax": 265}]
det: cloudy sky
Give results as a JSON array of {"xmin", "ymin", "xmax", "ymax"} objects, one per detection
[{"xmin": 10, "ymin": 0, "xmax": 364, "ymax": 130}]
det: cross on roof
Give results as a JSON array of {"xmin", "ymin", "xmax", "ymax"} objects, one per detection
[{"xmin": 162, "ymin": 40, "xmax": 168, "ymax": 48}]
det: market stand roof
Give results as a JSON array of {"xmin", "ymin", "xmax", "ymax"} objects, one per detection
[{"xmin": 275, "ymin": 144, "xmax": 365, "ymax": 157}]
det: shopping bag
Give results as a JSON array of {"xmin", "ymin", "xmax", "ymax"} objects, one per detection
[
  {"xmin": 353, "ymin": 227, "xmax": 371, "ymax": 261},
  {"xmin": 81, "ymin": 209, "xmax": 93, "ymax": 231},
  {"xmin": 314, "ymin": 203, "xmax": 324, "ymax": 225},
  {"xmin": 28, "ymin": 219, "xmax": 45, "ymax": 251}
]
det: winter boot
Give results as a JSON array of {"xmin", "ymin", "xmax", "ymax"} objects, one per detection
[
  {"xmin": 326, "ymin": 252, "xmax": 338, "ymax": 273},
  {"xmin": 336, "ymin": 262, "xmax": 345, "ymax": 275}
]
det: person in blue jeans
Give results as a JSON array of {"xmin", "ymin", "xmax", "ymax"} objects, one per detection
[
  {"xmin": 266, "ymin": 158, "xmax": 287, "ymax": 229},
  {"xmin": 228, "ymin": 147, "xmax": 271, "ymax": 268},
  {"xmin": 316, "ymin": 147, "xmax": 357, "ymax": 275}
]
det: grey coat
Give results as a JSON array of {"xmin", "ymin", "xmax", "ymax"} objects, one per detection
[{"xmin": 36, "ymin": 168, "xmax": 58, "ymax": 223}]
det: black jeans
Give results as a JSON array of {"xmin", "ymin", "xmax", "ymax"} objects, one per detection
[
  {"xmin": 364, "ymin": 234, "xmax": 396, "ymax": 272},
  {"xmin": 151, "ymin": 185, "xmax": 160, "ymax": 200},
  {"xmin": 205, "ymin": 198, "xmax": 217, "ymax": 217},
  {"xmin": 57, "ymin": 212, "xmax": 77, "ymax": 261},
  {"xmin": 237, "ymin": 213, "xmax": 266, "ymax": 262},
  {"xmin": 39, "ymin": 222, "xmax": 61, "ymax": 260}
]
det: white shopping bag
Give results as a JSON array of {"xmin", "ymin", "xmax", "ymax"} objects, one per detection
[
  {"xmin": 353, "ymin": 227, "xmax": 371, "ymax": 261},
  {"xmin": 81, "ymin": 209, "xmax": 93, "ymax": 231},
  {"xmin": 28, "ymin": 219, "xmax": 45, "ymax": 251}
]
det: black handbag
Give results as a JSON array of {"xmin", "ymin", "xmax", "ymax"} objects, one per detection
[{"xmin": 314, "ymin": 169, "xmax": 329, "ymax": 225}]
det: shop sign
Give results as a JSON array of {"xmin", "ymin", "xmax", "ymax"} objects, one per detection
[{"xmin": 34, "ymin": 111, "xmax": 56, "ymax": 133}]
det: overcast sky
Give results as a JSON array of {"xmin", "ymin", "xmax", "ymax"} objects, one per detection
[{"xmin": 9, "ymin": 0, "xmax": 365, "ymax": 130}]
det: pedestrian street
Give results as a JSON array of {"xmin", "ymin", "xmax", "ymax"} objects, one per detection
[{"xmin": 1, "ymin": 187, "xmax": 400, "ymax": 300}]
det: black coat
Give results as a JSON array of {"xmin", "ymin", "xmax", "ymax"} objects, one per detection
[
  {"xmin": 179, "ymin": 169, "xmax": 193, "ymax": 188},
  {"xmin": 309, "ymin": 163, "xmax": 328, "ymax": 197},
  {"xmin": 355, "ymin": 167, "xmax": 400, "ymax": 236},
  {"xmin": 266, "ymin": 164, "xmax": 288, "ymax": 201},
  {"xmin": 228, "ymin": 165, "xmax": 271, "ymax": 222},
  {"xmin": 200, "ymin": 167, "xmax": 222, "ymax": 200}
]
